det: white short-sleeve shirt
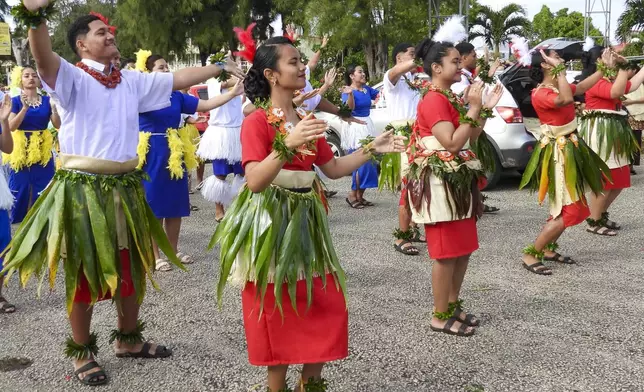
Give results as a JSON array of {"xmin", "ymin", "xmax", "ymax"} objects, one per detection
[
  {"xmin": 41, "ymin": 58, "xmax": 173, "ymax": 162},
  {"xmin": 207, "ymin": 78, "xmax": 243, "ymax": 127},
  {"xmin": 451, "ymin": 68, "xmax": 474, "ymax": 95},
  {"xmin": 302, "ymin": 66, "xmax": 322, "ymax": 112},
  {"xmin": 383, "ymin": 70, "xmax": 420, "ymax": 121}
]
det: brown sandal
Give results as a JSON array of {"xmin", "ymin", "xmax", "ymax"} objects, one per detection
[{"xmin": 586, "ymin": 226, "xmax": 617, "ymax": 236}]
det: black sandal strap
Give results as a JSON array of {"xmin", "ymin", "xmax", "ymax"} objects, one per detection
[
  {"xmin": 74, "ymin": 361, "xmax": 100, "ymax": 375},
  {"xmin": 458, "ymin": 322, "xmax": 469, "ymax": 335},
  {"xmin": 443, "ymin": 318, "xmax": 457, "ymax": 332}
]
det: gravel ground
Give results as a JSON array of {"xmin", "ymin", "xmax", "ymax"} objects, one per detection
[{"xmin": 0, "ymin": 171, "xmax": 643, "ymax": 392}]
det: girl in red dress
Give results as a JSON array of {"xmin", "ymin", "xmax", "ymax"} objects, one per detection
[
  {"xmin": 210, "ymin": 36, "xmax": 405, "ymax": 391},
  {"xmin": 579, "ymin": 44, "xmax": 644, "ymax": 235},
  {"xmin": 519, "ymin": 48, "xmax": 612, "ymax": 275},
  {"xmin": 407, "ymin": 36, "xmax": 503, "ymax": 337}
]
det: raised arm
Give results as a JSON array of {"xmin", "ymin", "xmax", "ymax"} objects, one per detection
[
  {"xmin": 387, "ymin": 60, "xmax": 417, "ymax": 86},
  {"xmin": 627, "ymin": 66, "xmax": 644, "ymax": 93},
  {"xmin": 575, "ymin": 71, "xmax": 604, "ymax": 96},
  {"xmin": 172, "ymin": 61, "xmax": 245, "ymax": 91},
  {"xmin": 0, "ymin": 95, "xmax": 14, "ymax": 153},
  {"xmin": 8, "ymin": 104, "xmax": 27, "ymax": 132},
  {"xmin": 24, "ymin": 14, "xmax": 61, "ymax": 89},
  {"xmin": 341, "ymin": 87, "xmax": 355, "ymax": 110},
  {"xmin": 307, "ymin": 36, "xmax": 328, "ymax": 72},
  {"xmin": 196, "ymin": 79, "xmax": 243, "ymax": 112}
]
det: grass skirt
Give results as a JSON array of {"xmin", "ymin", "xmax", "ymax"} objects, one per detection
[
  {"xmin": 0, "ymin": 169, "xmax": 183, "ymax": 314},
  {"xmin": 209, "ymin": 184, "xmax": 346, "ymax": 316}
]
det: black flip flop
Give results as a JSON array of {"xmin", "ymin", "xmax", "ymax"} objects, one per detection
[
  {"xmin": 430, "ymin": 317, "xmax": 475, "ymax": 337},
  {"xmin": 360, "ymin": 199, "xmax": 375, "ymax": 207},
  {"xmin": 74, "ymin": 361, "xmax": 108, "ymax": 386},
  {"xmin": 523, "ymin": 261, "xmax": 552, "ymax": 275},
  {"xmin": 586, "ymin": 226, "xmax": 617, "ymax": 236},
  {"xmin": 115, "ymin": 342, "xmax": 172, "ymax": 359},
  {"xmin": 190, "ymin": 205, "xmax": 199, "ymax": 212},
  {"xmin": 0, "ymin": 297, "xmax": 16, "ymax": 314},
  {"xmin": 394, "ymin": 240, "xmax": 419, "ymax": 256},
  {"xmin": 346, "ymin": 198, "xmax": 365, "ymax": 209},
  {"xmin": 483, "ymin": 204, "xmax": 500, "ymax": 213},
  {"xmin": 543, "ymin": 252, "xmax": 576, "ymax": 265},
  {"xmin": 410, "ymin": 229, "xmax": 426, "ymax": 243},
  {"xmin": 453, "ymin": 308, "xmax": 480, "ymax": 327}
]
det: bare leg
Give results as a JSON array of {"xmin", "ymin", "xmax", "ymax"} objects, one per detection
[
  {"xmin": 215, "ymin": 175, "xmax": 227, "ymax": 220},
  {"xmin": 70, "ymin": 302, "xmax": 105, "ymax": 381},
  {"xmin": 164, "ymin": 217, "xmax": 182, "ymax": 254},
  {"xmin": 349, "ymin": 171, "xmax": 360, "ymax": 202},
  {"xmin": 523, "ymin": 217, "xmax": 565, "ymax": 273},
  {"xmin": 152, "ymin": 218, "xmax": 163, "ymax": 260},
  {"xmin": 197, "ymin": 162, "xmax": 205, "ymax": 184},
  {"xmin": 449, "ymin": 255, "xmax": 470, "ymax": 303},
  {"xmin": 604, "ymin": 188, "xmax": 622, "ymax": 211},
  {"xmin": 267, "ymin": 365, "xmax": 289, "ymax": 392},
  {"xmin": 357, "ymin": 189, "xmax": 365, "ymax": 202},
  {"xmin": 394, "ymin": 205, "xmax": 418, "ymax": 253},
  {"xmin": 296, "ymin": 363, "xmax": 325, "ymax": 392},
  {"xmin": 588, "ymin": 191, "xmax": 610, "ymax": 221},
  {"xmin": 429, "ymin": 257, "xmax": 474, "ymax": 333}
]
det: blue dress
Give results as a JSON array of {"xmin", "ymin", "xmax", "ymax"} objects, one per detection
[
  {"xmin": 139, "ymin": 91, "xmax": 199, "ymax": 219},
  {"xmin": 9, "ymin": 95, "xmax": 55, "ymax": 224},
  {"xmin": 341, "ymin": 86, "xmax": 380, "ymax": 190}
]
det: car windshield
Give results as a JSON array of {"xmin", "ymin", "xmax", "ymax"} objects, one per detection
[{"xmin": 499, "ymin": 64, "xmax": 538, "ymax": 118}]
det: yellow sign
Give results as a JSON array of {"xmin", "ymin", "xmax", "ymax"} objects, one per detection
[{"xmin": 0, "ymin": 23, "xmax": 10, "ymax": 56}]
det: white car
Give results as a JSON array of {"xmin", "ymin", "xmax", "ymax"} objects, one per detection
[{"xmin": 316, "ymin": 73, "xmax": 537, "ymax": 189}]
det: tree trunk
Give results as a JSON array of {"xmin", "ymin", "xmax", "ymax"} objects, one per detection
[
  {"xmin": 364, "ymin": 39, "xmax": 388, "ymax": 81},
  {"xmin": 494, "ymin": 42, "xmax": 500, "ymax": 58}
]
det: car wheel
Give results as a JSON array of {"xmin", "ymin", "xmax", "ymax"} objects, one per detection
[
  {"xmin": 483, "ymin": 152, "xmax": 502, "ymax": 190},
  {"xmin": 326, "ymin": 131, "xmax": 344, "ymax": 157}
]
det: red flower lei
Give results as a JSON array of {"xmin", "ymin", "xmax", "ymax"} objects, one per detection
[{"xmin": 76, "ymin": 62, "xmax": 122, "ymax": 89}]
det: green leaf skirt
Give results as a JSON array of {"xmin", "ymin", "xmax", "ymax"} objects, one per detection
[
  {"xmin": 0, "ymin": 169, "xmax": 183, "ymax": 315},
  {"xmin": 519, "ymin": 132, "xmax": 611, "ymax": 204},
  {"xmin": 579, "ymin": 111, "xmax": 640, "ymax": 163},
  {"xmin": 209, "ymin": 185, "xmax": 347, "ymax": 317},
  {"xmin": 470, "ymin": 131, "xmax": 497, "ymax": 173}
]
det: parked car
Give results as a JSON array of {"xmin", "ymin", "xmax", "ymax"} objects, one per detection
[
  {"xmin": 316, "ymin": 73, "xmax": 537, "ymax": 189},
  {"xmin": 188, "ymin": 84, "xmax": 209, "ymax": 132}
]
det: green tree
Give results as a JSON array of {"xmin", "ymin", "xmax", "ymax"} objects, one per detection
[
  {"xmin": 276, "ymin": 0, "xmax": 429, "ymax": 80},
  {"xmin": 528, "ymin": 6, "xmax": 602, "ymax": 45},
  {"xmin": 469, "ymin": 4, "xmax": 529, "ymax": 56},
  {"xmin": 0, "ymin": 0, "xmax": 10, "ymax": 20},
  {"xmin": 617, "ymin": 0, "xmax": 644, "ymax": 41}
]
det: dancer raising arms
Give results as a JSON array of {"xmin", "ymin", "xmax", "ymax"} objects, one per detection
[
  {"xmin": 136, "ymin": 51, "xmax": 244, "ymax": 271},
  {"xmin": 1, "ymin": 1, "xmax": 244, "ymax": 386},
  {"xmin": 578, "ymin": 44, "xmax": 644, "ymax": 235},
  {"xmin": 381, "ymin": 42, "xmax": 424, "ymax": 256},
  {"xmin": 519, "ymin": 47, "xmax": 613, "ymax": 275},
  {"xmin": 341, "ymin": 65, "xmax": 380, "ymax": 208},
  {"xmin": 407, "ymin": 17, "xmax": 503, "ymax": 337},
  {"xmin": 197, "ymin": 74, "xmax": 245, "ymax": 222},
  {"xmin": 211, "ymin": 36, "xmax": 405, "ymax": 392},
  {"xmin": 4, "ymin": 66, "xmax": 60, "ymax": 223}
]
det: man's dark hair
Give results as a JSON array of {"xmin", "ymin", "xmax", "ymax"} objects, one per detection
[
  {"xmin": 391, "ymin": 43, "xmax": 413, "ymax": 63},
  {"xmin": 455, "ymin": 42, "xmax": 475, "ymax": 56},
  {"xmin": 67, "ymin": 15, "xmax": 101, "ymax": 57}
]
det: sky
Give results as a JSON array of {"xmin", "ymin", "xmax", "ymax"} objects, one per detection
[{"xmin": 478, "ymin": 0, "xmax": 625, "ymax": 43}]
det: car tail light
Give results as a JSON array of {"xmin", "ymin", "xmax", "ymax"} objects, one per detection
[{"xmin": 496, "ymin": 106, "xmax": 523, "ymax": 123}]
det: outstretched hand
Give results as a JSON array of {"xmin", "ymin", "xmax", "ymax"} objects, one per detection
[
  {"xmin": 483, "ymin": 83, "xmax": 504, "ymax": 109},
  {"xmin": 23, "ymin": 0, "xmax": 51, "ymax": 11},
  {"xmin": 223, "ymin": 59, "xmax": 246, "ymax": 80},
  {"xmin": 0, "ymin": 94, "xmax": 12, "ymax": 122},
  {"xmin": 372, "ymin": 130, "xmax": 407, "ymax": 154}
]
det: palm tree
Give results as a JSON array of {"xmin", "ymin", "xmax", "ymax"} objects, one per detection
[
  {"xmin": 469, "ymin": 4, "xmax": 529, "ymax": 56},
  {"xmin": 617, "ymin": 0, "xmax": 644, "ymax": 41}
]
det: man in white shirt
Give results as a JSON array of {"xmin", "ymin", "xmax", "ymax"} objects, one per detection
[
  {"xmin": 383, "ymin": 42, "xmax": 423, "ymax": 256},
  {"xmin": 4, "ymin": 2, "xmax": 244, "ymax": 385}
]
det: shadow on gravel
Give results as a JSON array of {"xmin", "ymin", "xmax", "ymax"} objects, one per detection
[{"xmin": 0, "ymin": 357, "xmax": 33, "ymax": 372}]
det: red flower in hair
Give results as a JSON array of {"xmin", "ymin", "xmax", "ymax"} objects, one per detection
[
  {"xmin": 415, "ymin": 66, "xmax": 423, "ymax": 74},
  {"xmin": 284, "ymin": 31, "xmax": 296, "ymax": 43},
  {"xmin": 233, "ymin": 23, "xmax": 257, "ymax": 63},
  {"xmin": 90, "ymin": 12, "xmax": 117, "ymax": 35}
]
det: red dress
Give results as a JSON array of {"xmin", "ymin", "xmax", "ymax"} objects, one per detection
[
  {"xmin": 239, "ymin": 110, "xmax": 349, "ymax": 366},
  {"xmin": 585, "ymin": 79, "xmax": 632, "ymax": 189},
  {"xmin": 532, "ymin": 85, "xmax": 590, "ymax": 227},
  {"xmin": 415, "ymin": 92, "xmax": 479, "ymax": 259}
]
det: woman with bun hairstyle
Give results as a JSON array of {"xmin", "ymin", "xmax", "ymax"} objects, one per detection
[
  {"xmin": 135, "ymin": 50, "xmax": 244, "ymax": 271},
  {"xmin": 406, "ymin": 16, "xmax": 503, "ymax": 337},
  {"xmin": 518, "ymin": 43, "xmax": 613, "ymax": 275},
  {"xmin": 341, "ymin": 65, "xmax": 380, "ymax": 208},
  {"xmin": 210, "ymin": 35, "xmax": 405, "ymax": 391},
  {"xmin": 578, "ymin": 43, "xmax": 644, "ymax": 236},
  {"xmin": 4, "ymin": 65, "xmax": 60, "ymax": 223}
]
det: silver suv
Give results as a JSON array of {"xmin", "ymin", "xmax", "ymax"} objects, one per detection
[{"xmin": 316, "ymin": 73, "xmax": 536, "ymax": 189}]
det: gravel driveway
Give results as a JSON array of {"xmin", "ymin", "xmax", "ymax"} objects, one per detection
[{"xmin": 1, "ymin": 172, "xmax": 642, "ymax": 392}]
